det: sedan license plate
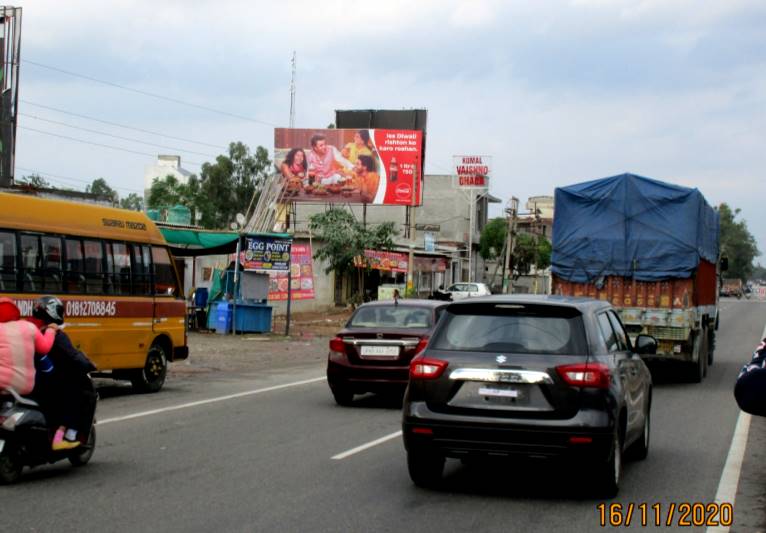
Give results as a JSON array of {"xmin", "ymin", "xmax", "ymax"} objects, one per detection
[{"xmin": 360, "ymin": 345, "xmax": 399, "ymax": 357}]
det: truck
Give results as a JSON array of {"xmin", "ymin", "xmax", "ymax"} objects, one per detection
[
  {"xmin": 550, "ymin": 173, "xmax": 721, "ymax": 382},
  {"xmin": 721, "ymin": 278, "xmax": 743, "ymax": 298}
]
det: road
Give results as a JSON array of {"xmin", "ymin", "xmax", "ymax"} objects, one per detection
[{"xmin": 2, "ymin": 298, "xmax": 765, "ymax": 532}]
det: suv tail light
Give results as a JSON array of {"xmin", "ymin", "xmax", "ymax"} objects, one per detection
[
  {"xmin": 556, "ymin": 363, "xmax": 611, "ymax": 389},
  {"xmin": 414, "ymin": 337, "xmax": 429, "ymax": 356},
  {"xmin": 410, "ymin": 356, "xmax": 448, "ymax": 380}
]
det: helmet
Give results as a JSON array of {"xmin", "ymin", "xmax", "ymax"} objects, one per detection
[{"xmin": 33, "ymin": 296, "xmax": 65, "ymax": 325}]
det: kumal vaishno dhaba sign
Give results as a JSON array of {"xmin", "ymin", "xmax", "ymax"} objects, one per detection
[{"xmin": 453, "ymin": 155, "xmax": 491, "ymax": 189}]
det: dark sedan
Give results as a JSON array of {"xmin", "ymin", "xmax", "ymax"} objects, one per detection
[
  {"xmin": 402, "ymin": 295, "xmax": 654, "ymax": 497},
  {"xmin": 327, "ymin": 299, "xmax": 449, "ymax": 406}
]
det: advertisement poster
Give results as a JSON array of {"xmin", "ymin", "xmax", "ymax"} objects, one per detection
[
  {"xmin": 268, "ymin": 244, "xmax": 315, "ymax": 301},
  {"xmin": 274, "ymin": 128, "xmax": 423, "ymax": 205},
  {"xmin": 241, "ymin": 236, "xmax": 292, "ymax": 271},
  {"xmin": 354, "ymin": 250, "xmax": 409, "ymax": 273},
  {"xmin": 453, "ymin": 155, "xmax": 491, "ymax": 189}
]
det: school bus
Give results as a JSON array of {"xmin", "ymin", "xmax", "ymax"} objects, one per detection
[{"xmin": 0, "ymin": 191, "xmax": 188, "ymax": 392}]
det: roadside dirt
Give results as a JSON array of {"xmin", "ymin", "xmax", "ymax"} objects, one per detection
[{"xmin": 170, "ymin": 308, "xmax": 352, "ymax": 376}]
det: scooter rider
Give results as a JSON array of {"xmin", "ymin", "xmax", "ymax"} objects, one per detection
[{"xmin": 29, "ymin": 296, "xmax": 97, "ymax": 451}]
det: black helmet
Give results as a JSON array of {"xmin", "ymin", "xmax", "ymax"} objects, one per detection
[{"xmin": 33, "ymin": 296, "xmax": 65, "ymax": 325}]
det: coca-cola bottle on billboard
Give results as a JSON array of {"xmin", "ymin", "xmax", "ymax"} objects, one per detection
[{"xmin": 389, "ymin": 157, "xmax": 398, "ymax": 182}]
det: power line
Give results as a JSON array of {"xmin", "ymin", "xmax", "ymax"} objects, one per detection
[
  {"xmin": 24, "ymin": 59, "xmax": 278, "ymax": 127},
  {"xmin": 21, "ymin": 100, "xmax": 228, "ymax": 150},
  {"xmin": 20, "ymin": 113, "xmax": 218, "ymax": 158},
  {"xmin": 19, "ymin": 125, "xmax": 205, "ymax": 166},
  {"xmin": 15, "ymin": 165, "xmax": 144, "ymax": 193}
]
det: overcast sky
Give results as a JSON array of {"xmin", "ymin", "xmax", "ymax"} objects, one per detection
[{"xmin": 11, "ymin": 0, "xmax": 766, "ymax": 259}]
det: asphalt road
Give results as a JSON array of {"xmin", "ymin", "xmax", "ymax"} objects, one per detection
[{"xmin": 2, "ymin": 298, "xmax": 765, "ymax": 532}]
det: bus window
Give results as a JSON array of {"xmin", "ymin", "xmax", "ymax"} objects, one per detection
[
  {"xmin": 111, "ymin": 242, "xmax": 132, "ymax": 296},
  {"xmin": 0, "ymin": 231, "xmax": 17, "ymax": 292},
  {"xmin": 65, "ymin": 238, "xmax": 86, "ymax": 293},
  {"xmin": 152, "ymin": 246, "xmax": 178, "ymax": 296},
  {"xmin": 131, "ymin": 243, "xmax": 151, "ymax": 295},
  {"xmin": 42, "ymin": 236, "xmax": 63, "ymax": 292},
  {"xmin": 83, "ymin": 239, "xmax": 105, "ymax": 294},
  {"xmin": 20, "ymin": 234, "xmax": 42, "ymax": 292}
]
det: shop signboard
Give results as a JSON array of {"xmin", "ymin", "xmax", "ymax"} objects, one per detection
[
  {"xmin": 275, "ymin": 128, "xmax": 423, "ymax": 205},
  {"xmin": 267, "ymin": 243, "xmax": 315, "ymax": 301},
  {"xmin": 453, "ymin": 155, "xmax": 491, "ymax": 189},
  {"xmin": 241, "ymin": 236, "xmax": 292, "ymax": 271}
]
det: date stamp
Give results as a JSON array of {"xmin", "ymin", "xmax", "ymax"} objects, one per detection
[{"xmin": 597, "ymin": 502, "xmax": 733, "ymax": 527}]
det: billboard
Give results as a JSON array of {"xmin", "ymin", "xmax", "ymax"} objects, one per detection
[
  {"xmin": 454, "ymin": 155, "xmax": 491, "ymax": 189},
  {"xmin": 275, "ymin": 128, "xmax": 423, "ymax": 206}
]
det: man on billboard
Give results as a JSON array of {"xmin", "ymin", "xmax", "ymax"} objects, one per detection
[
  {"xmin": 353, "ymin": 155, "xmax": 381, "ymax": 204},
  {"xmin": 307, "ymin": 134, "xmax": 353, "ymax": 185}
]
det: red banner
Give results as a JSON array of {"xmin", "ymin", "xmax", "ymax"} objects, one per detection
[{"xmin": 267, "ymin": 244, "xmax": 315, "ymax": 301}]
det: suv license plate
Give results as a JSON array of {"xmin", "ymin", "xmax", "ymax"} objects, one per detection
[
  {"xmin": 360, "ymin": 345, "xmax": 399, "ymax": 357},
  {"xmin": 479, "ymin": 386, "xmax": 519, "ymax": 398}
]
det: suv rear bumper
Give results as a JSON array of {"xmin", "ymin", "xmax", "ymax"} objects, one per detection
[{"xmin": 403, "ymin": 403, "xmax": 615, "ymax": 460}]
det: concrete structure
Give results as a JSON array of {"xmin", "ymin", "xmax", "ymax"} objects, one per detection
[
  {"xmin": 290, "ymin": 174, "xmax": 500, "ymax": 290},
  {"xmin": 143, "ymin": 155, "xmax": 193, "ymax": 202}
]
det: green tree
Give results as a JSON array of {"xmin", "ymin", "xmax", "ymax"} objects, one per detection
[
  {"xmin": 718, "ymin": 203, "xmax": 759, "ymax": 282},
  {"xmin": 147, "ymin": 174, "xmax": 200, "ymax": 221},
  {"xmin": 752, "ymin": 264, "xmax": 766, "ymax": 281},
  {"xmin": 513, "ymin": 234, "xmax": 552, "ymax": 278},
  {"xmin": 18, "ymin": 174, "xmax": 50, "ymax": 188},
  {"xmin": 309, "ymin": 208, "xmax": 397, "ymax": 299},
  {"xmin": 120, "ymin": 193, "xmax": 144, "ymax": 211},
  {"xmin": 197, "ymin": 142, "xmax": 271, "ymax": 229},
  {"xmin": 86, "ymin": 178, "xmax": 119, "ymax": 204},
  {"xmin": 479, "ymin": 218, "xmax": 507, "ymax": 260}
]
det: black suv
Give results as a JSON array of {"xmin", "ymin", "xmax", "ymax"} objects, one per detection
[{"xmin": 402, "ymin": 295, "xmax": 655, "ymax": 497}]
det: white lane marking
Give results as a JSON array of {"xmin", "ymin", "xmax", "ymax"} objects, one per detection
[
  {"xmin": 332, "ymin": 430, "xmax": 403, "ymax": 460},
  {"xmin": 707, "ymin": 321, "xmax": 766, "ymax": 533},
  {"xmin": 707, "ymin": 413, "xmax": 751, "ymax": 533},
  {"xmin": 98, "ymin": 377, "xmax": 326, "ymax": 425}
]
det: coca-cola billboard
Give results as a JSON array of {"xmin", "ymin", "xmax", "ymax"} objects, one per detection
[
  {"xmin": 453, "ymin": 155, "xmax": 491, "ymax": 189},
  {"xmin": 274, "ymin": 128, "xmax": 423, "ymax": 205}
]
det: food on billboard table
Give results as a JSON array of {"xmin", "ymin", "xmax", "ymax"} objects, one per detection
[
  {"xmin": 274, "ymin": 128, "xmax": 422, "ymax": 205},
  {"xmin": 300, "ymin": 278, "xmax": 313, "ymax": 290}
]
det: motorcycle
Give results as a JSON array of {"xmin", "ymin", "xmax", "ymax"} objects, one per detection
[{"xmin": 0, "ymin": 387, "xmax": 97, "ymax": 484}]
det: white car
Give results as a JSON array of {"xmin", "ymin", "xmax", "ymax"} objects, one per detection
[{"xmin": 445, "ymin": 282, "xmax": 492, "ymax": 300}]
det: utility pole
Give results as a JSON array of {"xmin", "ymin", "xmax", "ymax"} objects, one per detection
[
  {"xmin": 289, "ymin": 51, "xmax": 296, "ymax": 128},
  {"xmin": 407, "ymin": 165, "xmax": 419, "ymax": 293},
  {"xmin": 502, "ymin": 197, "xmax": 519, "ymax": 294}
]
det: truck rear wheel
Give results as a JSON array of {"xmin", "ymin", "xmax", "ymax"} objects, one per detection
[
  {"xmin": 708, "ymin": 328, "xmax": 715, "ymax": 366},
  {"xmin": 687, "ymin": 331, "xmax": 705, "ymax": 383}
]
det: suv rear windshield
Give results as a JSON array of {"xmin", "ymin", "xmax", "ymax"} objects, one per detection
[
  {"xmin": 348, "ymin": 305, "xmax": 433, "ymax": 329},
  {"xmin": 431, "ymin": 303, "xmax": 588, "ymax": 355}
]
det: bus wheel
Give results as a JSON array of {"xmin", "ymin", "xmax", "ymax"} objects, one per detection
[{"xmin": 131, "ymin": 343, "xmax": 167, "ymax": 393}]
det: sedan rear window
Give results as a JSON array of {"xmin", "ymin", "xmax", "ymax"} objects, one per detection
[
  {"xmin": 431, "ymin": 303, "xmax": 588, "ymax": 355},
  {"xmin": 349, "ymin": 305, "xmax": 433, "ymax": 329}
]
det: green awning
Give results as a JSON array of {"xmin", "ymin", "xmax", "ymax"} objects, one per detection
[{"xmin": 159, "ymin": 227, "xmax": 292, "ymax": 257}]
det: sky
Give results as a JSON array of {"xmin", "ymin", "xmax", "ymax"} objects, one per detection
[{"xmin": 9, "ymin": 0, "xmax": 766, "ymax": 260}]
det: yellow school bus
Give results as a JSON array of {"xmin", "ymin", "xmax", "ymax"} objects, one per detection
[{"xmin": 0, "ymin": 191, "xmax": 188, "ymax": 392}]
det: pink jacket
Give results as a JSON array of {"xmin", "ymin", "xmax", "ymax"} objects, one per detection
[{"xmin": 0, "ymin": 320, "xmax": 56, "ymax": 395}]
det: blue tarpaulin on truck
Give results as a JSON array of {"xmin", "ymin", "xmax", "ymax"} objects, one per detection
[{"xmin": 552, "ymin": 173, "xmax": 719, "ymax": 282}]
